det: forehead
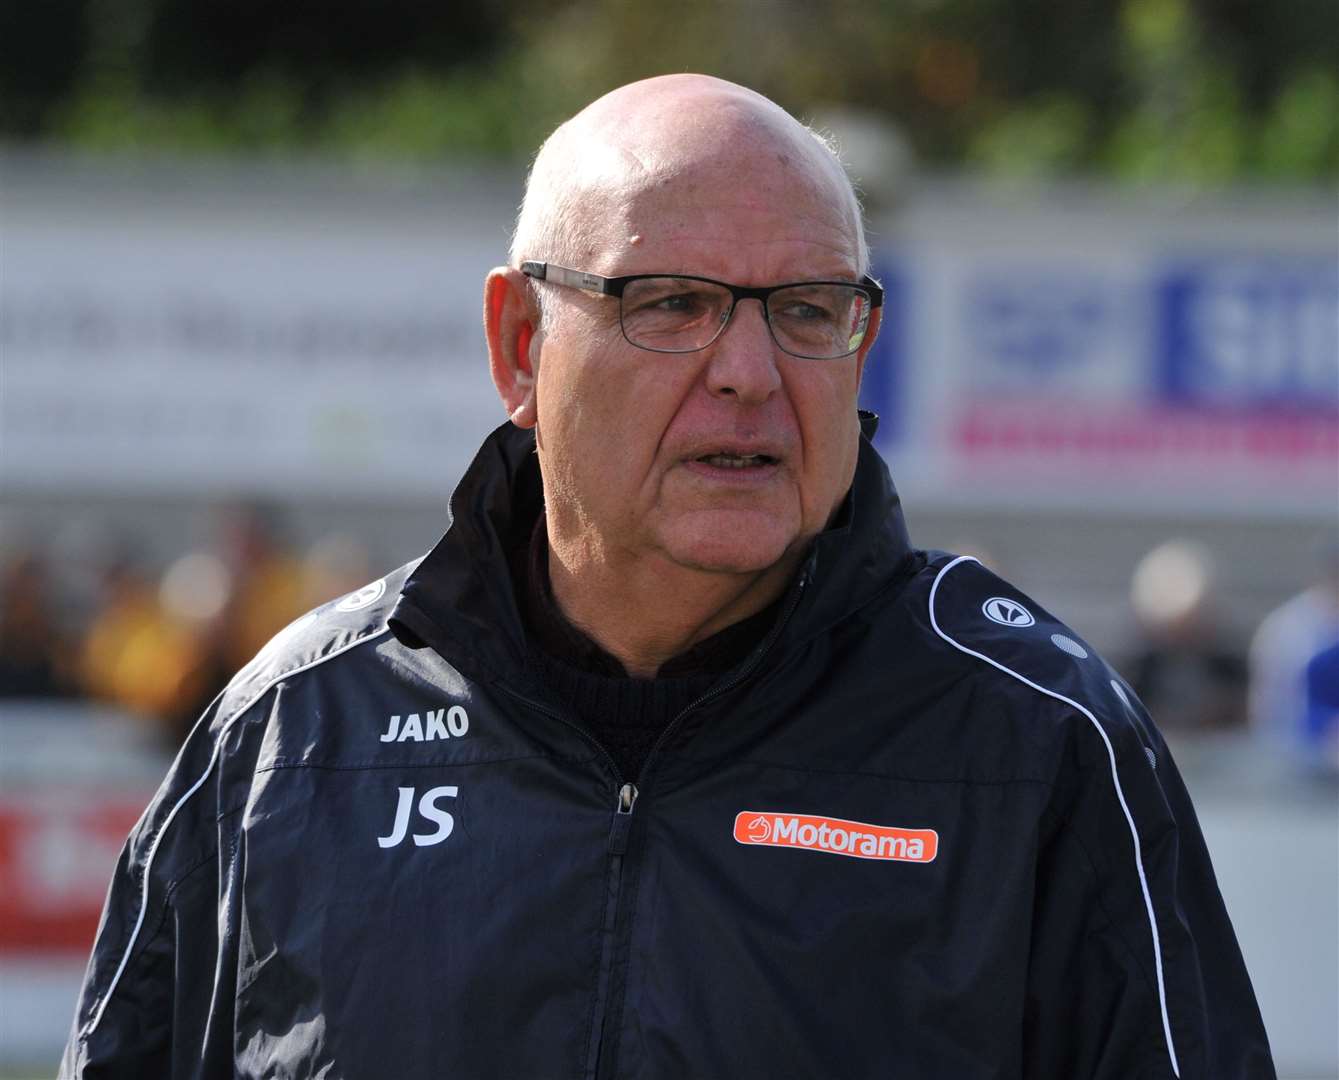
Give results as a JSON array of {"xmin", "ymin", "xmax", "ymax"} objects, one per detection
[
  {"xmin": 598, "ymin": 175, "xmax": 857, "ymax": 285},
  {"xmin": 578, "ymin": 128, "xmax": 860, "ymax": 280}
]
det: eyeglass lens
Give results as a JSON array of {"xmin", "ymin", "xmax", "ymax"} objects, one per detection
[{"xmin": 619, "ymin": 278, "xmax": 871, "ymax": 359}]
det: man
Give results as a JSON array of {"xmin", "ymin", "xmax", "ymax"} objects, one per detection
[
  {"xmin": 1249, "ymin": 537, "xmax": 1339, "ymax": 768},
  {"xmin": 63, "ymin": 76, "xmax": 1275, "ymax": 1079}
]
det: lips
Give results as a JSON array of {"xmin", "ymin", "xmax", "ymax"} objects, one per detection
[
  {"xmin": 696, "ymin": 452, "xmax": 777, "ymax": 469},
  {"xmin": 683, "ymin": 435, "xmax": 787, "ymax": 468}
]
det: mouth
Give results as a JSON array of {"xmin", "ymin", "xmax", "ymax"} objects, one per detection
[{"xmin": 694, "ymin": 452, "xmax": 778, "ymax": 470}]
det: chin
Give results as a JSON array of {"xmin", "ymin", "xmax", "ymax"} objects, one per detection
[
  {"xmin": 659, "ymin": 513, "xmax": 799, "ymax": 576},
  {"xmin": 671, "ymin": 547, "xmax": 786, "ymax": 575}
]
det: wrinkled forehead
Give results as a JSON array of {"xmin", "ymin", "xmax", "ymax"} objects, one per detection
[{"xmin": 620, "ymin": 165, "xmax": 859, "ymax": 277}]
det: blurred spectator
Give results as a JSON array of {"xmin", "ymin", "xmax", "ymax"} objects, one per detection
[
  {"xmin": 1304, "ymin": 639, "xmax": 1339, "ymax": 770},
  {"xmin": 57, "ymin": 507, "xmax": 373, "ymax": 745},
  {"xmin": 0, "ymin": 550, "xmax": 75, "ymax": 698},
  {"xmin": 78, "ymin": 558, "xmax": 221, "ymax": 744},
  {"xmin": 1249, "ymin": 538, "xmax": 1339, "ymax": 768},
  {"xmin": 1122, "ymin": 539, "xmax": 1248, "ymax": 731},
  {"xmin": 213, "ymin": 504, "xmax": 308, "ymax": 675}
]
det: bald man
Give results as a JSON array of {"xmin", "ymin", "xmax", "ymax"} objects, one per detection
[{"xmin": 64, "ymin": 77, "xmax": 1274, "ymax": 1079}]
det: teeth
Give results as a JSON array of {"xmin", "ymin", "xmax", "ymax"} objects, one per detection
[{"xmin": 700, "ymin": 453, "xmax": 771, "ymax": 469}]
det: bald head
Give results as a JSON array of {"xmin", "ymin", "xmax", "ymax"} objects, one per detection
[{"xmin": 510, "ymin": 75, "xmax": 868, "ymax": 284}]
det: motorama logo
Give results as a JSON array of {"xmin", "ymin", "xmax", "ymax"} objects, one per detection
[
  {"xmin": 744, "ymin": 814, "xmax": 772, "ymax": 843},
  {"xmin": 733, "ymin": 811, "xmax": 938, "ymax": 863}
]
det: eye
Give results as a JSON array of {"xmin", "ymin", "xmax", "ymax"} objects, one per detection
[
  {"xmin": 773, "ymin": 289, "xmax": 841, "ymax": 323},
  {"xmin": 633, "ymin": 287, "xmax": 712, "ymax": 316},
  {"xmin": 776, "ymin": 299, "xmax": 832, "ymax": 321},
  {"xmin": 660, "ymin": 294, "xmax": 698, "ymax": 313}
]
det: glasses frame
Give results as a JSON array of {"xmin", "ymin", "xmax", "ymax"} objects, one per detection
[{"xmin": 520, "ymin": 261, "xmax": 884, "ymax": 360}]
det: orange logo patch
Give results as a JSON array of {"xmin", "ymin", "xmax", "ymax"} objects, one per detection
[{"xmin": 733, "ymin": 811, "xmax": 938, "ymax": 863}]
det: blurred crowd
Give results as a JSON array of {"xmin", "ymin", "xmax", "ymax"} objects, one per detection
[
  {"xmin": 2, "ymin": 512, "xmax": 1337, "ymax": 772},
  {"xmin": 1118, "ymin": 536, "xmax": 1339, "ymax": 775},
  {"xmin": 0, "ymin": 505, "xmax": 371, "ymax": 747}
]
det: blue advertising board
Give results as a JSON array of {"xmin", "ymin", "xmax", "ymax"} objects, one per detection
[{"xmin": 1157, "ymin": 255, "xmax": 1338, "ymax": 411}]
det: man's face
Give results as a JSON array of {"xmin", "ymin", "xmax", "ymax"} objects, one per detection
[{"xmin": 532, "ymin": 148, "xmax": 871, "ymax": 578}]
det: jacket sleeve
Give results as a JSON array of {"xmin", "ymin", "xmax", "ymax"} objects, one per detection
[
  {"xmin": 59, "ymin": 695, "xmax": 254, "ymax": 1079},
  {"xmin": 1021, "ymin": 710, "xmax": 1277, "ymax": 1080}
]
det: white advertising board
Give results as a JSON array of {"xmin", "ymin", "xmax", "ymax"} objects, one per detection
[
  {"xmin": 3, "ymin": 158, "xmax": 1335, "ymax": 516},
  {"xmin": 2, "ymin": 159, "xmax": 509, "ymax": 501}
]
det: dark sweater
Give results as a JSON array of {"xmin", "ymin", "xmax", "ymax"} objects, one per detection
[{"xmin": 515, "ymin": 515, "xmax": 776, "ymax": 781}]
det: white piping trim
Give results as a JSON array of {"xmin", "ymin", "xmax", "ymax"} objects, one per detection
[
  {"xmin": 928, "ymin": 557, "xmax": 1181, "ymax": 1078},
  {"xmin": 82, "ymin": 626, "xmax": 392, "ymax": 1040}
]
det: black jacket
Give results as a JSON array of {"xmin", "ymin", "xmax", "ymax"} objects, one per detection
[{"xmin": 62, "ymin": 420, "xmax": 1275, "ymax": 1079}]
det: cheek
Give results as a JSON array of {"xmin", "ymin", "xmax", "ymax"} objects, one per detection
[
  {"xmin": 536, "ymin": 340, "xmax": 686, "ymax": 496},
  {"xmin": 791, "ymin": 369, "xmax": 862, "ymax": 512},
  {"xmin": 536, "ymin": 327, "xmax": 623, "ymax": 439}
]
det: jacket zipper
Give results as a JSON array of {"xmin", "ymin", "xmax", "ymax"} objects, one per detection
[
  {"xmin": 590, "ymin": 562, "xmax": 812, "ymax": 1080},
  {"xmin": 580, "ymin": 781, "xmax": 639, "ymax": 1077},
  {"xmin": 489, "ymin": 688, "xmax": 634, "ymax": 1079},
  {"xmin": 499, "ymin": 561, "xmax": 812, "ymax": 1080}
]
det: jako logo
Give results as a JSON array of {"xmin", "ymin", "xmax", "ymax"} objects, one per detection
[
  {"xmin": 380, "ymin": 706, "xmax": 469, "ymax": 743},
  {"xmin": 337, "ymin": 578, "xmax": 386, "ymax": 613},
  {"xmin": 733, "ymin": 811, "xmax": 938, "ymax": 863},
  {"xmin": 982, "ymin": 596, "xmax": 1035, "ymax": 628}
]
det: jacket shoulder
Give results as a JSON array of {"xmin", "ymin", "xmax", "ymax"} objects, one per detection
[
  {"xmin": 212, "ymin": 559, "xmax": 418, "ymax": 727},
  {"xmin": 924, "ymin": 553, "xmax": 1160, "ymax": 760}
]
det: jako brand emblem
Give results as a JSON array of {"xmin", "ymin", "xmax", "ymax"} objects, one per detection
[
  {"xmin": 982, "ymin": 596, "xmax": 1035, "ymax": 628},
  {"xmin": 733, "ymin": 811, "xmax": 938, "ymax": 863},
  {"xmin": 337, "ymin": 578, "xmax": 386, "ymax": 613},
  {"xmin": 380, "ymin": 706, "xmax": 470, "ymax": 743}
]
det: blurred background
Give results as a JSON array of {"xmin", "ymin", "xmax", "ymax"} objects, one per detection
[{"xmin": 1, "ymin": 0, "xmax": 1336, "ymax": 1075}]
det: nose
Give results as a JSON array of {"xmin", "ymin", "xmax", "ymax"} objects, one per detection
[{"xmin": 703, "ymin": 298, "xmax": 782, "ymax": 405}]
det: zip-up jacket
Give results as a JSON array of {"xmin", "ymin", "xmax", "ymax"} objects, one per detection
[{"xmin": 62, "ymin": 419, "xmax": 1276, "ymax": 1079}]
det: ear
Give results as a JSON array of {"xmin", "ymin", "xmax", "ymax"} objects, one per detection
[
  {"xmin": 851, "ymin": 302, "xmax": 882, "ymax": 389},
  {"xmin": 484, "ymin": 267, "xmax": 539, "ymax": 428}
]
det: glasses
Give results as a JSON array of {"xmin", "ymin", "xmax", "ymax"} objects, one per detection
[{"xmin": 520, "ymin": 261, "xmax": 883, "ymax": 360}]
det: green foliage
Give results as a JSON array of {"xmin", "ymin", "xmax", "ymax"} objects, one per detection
[
  {"xmin": 969, "ymin": 97, "xmax": 1091, "ymax": 178},
  {"xmin": 6, "ymin": 0, "xmax": 1337, "ymax": 183},
  {"xmin": 323, "ymin": 71, "xmax": 519, "ymax": 161},
  {"xmin": 1257, "ymin": 68, "xmax": 1339, "ymax": 179},
  {"xmin": 56, "ymin": 72, "xmax": 307, "ymax": 154}
]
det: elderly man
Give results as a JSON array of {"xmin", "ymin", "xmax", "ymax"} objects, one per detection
[{"xmin": 64, "ymin": 76, "xmax": 1274, "ymax": 1079}]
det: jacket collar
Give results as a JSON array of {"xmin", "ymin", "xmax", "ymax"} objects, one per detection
[
  {"xmin": 389, "ymin": 414, "xmax": 915, "ymax": 683},
  {"xmin": 786, "ymin": 411, "xmax": 917, "ymax": 647}
]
